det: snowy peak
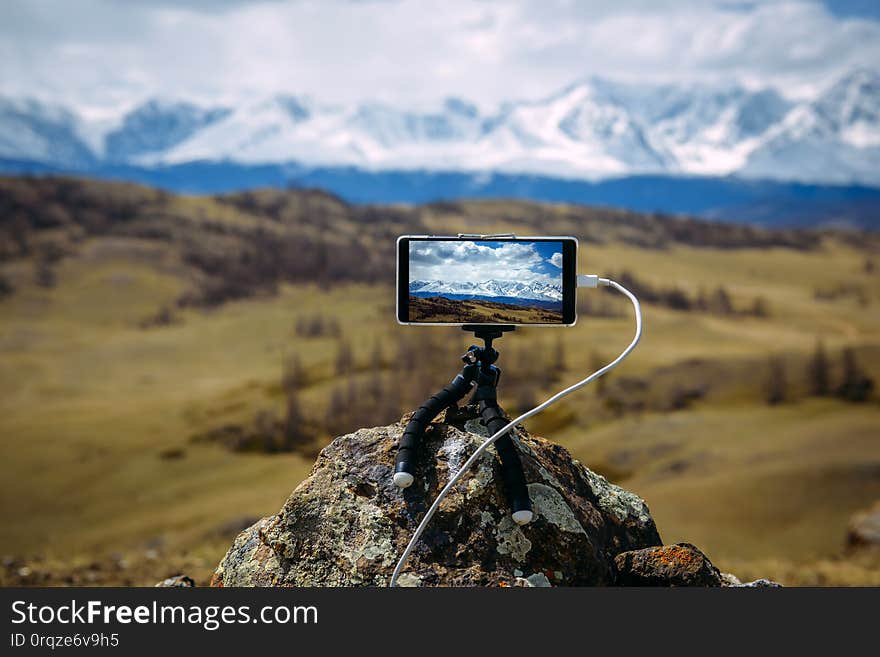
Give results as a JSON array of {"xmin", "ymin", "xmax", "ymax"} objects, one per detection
[
  {"xmin": 740, "ymin": 69, "xmax": 880, "ymax": 183},
  {"xmin": 483, "ymin": 81, "xmax": 671, "ymax": 175},
  {"xmin": 815, "ymin": 68, "xmax": 880, "ymax": 147},
  {"xmin": 1, "ymin": 68, "xmax": 878, "ymax": 185},
  {"xmin": 410, "ymin": 279, "xmax": 562, "ymax": 302},
  {"xmin": 104, "ymin": 99, "xmax": 232, "ymax": 162},
  {"xmin": 348, "ymin": 98, "xmax": 485, "ymax": 147},
  {"xmin": 0, "ymin": 97, "xmax": 96, "ymax": 167}
]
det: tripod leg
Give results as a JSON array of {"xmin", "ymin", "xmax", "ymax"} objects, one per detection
[
  {"xmin": 479, "ymin": 402, "xmax": 533, "ymax": 525},
  {"xmin": 394, "ymin": 373, "xmax": 473, "ymax": 488}
]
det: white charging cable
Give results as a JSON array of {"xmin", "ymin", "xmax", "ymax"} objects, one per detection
[{"xmin": 389, "ymin": 276, "xmax": 642, "ymax": 587}]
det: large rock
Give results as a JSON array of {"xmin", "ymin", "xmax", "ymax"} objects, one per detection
[
  {"xmin": 212, "ymin": 408, "xmax": 662, "ymax": 587},
  {"xmin": 155, "ymin": 575, "xmax": 195, "ymax": 588},
  {"xmin": 614, "ymin": 543, "xmax": 723, "ymax": 587},
  {"xmin": 846, "ymin": 500, "xmax": 880, "ymax": 551}
]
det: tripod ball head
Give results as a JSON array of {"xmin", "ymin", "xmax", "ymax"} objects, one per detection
[{"xmin": 461, "ymin": 344, "xmax": 499, "ymax": 367}]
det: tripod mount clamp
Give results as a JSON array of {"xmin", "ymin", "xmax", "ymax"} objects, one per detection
[
  {"xmin": 461, "ymin": 324, "xmax": 515, "ymax": 350},
  {"xmin": 456, "ymin": 233, "xmax": 517, "ymax": 239}
]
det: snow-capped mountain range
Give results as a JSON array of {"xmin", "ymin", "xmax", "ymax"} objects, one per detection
[
  {"xmin": 410, "ymin": 279, "xmax": 562, "ymax": 304},
  {"xmin": 1, "ymin": 68, "xmax": 878, "ymax": 186}
]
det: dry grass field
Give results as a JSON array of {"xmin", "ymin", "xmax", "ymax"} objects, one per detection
[
  {"xmin": 407, "ymin": 294, "xmax": 563, "ymax": 323},
  {"xmin": 1, "ymin": 176, "xmax": 878, "ymax": 585}
]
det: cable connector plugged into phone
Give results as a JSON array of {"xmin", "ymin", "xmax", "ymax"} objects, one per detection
[
  {"xmin": 578, "ymin": 274, "xmax": 599, "ymax": 288},
  {"xmin": 578, "ymin": 274, "xmax": 616, "ymax": 288}
]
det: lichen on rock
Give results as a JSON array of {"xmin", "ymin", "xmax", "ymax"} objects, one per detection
[{"xmin": 614, "ymin": 543, "xmax": 723, "ymax": 587}]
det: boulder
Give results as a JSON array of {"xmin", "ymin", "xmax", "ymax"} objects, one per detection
[
  {"xmin": 212, "ymin": 408, "xmax": 663, "ymax": 587},
  {"xmin": 154, "ymin": 575, "xmax": 195, "ymax": 587},
  {"xmin": 846, "ymin": 500, "xmax": 880, "ymax": 551},
  {"xmin": 614, "ymin": 543, "xmax": 723, "ymax": 587},
  {"xmin": 732, "ymin": 578, "xmax": 783, "ymax": 588}
]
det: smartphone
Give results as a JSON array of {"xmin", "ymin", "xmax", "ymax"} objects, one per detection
[{"xmin": 397, "ymin": 235, "xmax": 578, "ymax": 326}]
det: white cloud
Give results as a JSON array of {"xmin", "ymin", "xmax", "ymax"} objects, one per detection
[
  {"xmin": 548, "ymin": 252, "xmax": 563, "ymax": 268},
  {"xmin": 0, "ymin": 0, "xmax": 878, "ymax": 114},
  {"xmin": 410, "ymin": 241, "xmax": 555, "ymax": 284}
]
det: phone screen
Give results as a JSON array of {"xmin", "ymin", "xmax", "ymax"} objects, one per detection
[{"xmin": 397, "ymin": 237, "xmax": 577, "ymax": 325}]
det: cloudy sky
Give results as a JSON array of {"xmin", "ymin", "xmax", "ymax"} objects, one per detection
[
  {"xmin": 1, "ymin": 0, "xmax": 878, "ymax": 117},
  {"xmin": 410, "ymin": 240, "xmax": 562, "ymax": 285}
]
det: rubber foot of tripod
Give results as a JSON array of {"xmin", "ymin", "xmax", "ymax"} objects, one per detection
[
  {"xmin": 393, "ymin": 460, "xmax": 415, "ymax": 488},
  {"xmin": 510, "ymin": 489, "xmax": 533, "ymax": 525},
  {"xmin": 393, "ymin": 461, "xmax": 415, "ymax": 488}
]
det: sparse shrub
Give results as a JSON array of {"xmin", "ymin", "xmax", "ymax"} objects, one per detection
[
  {"xmin": 295, "ymin": 314, "xmax": 341, "ymax": 338},
  {"xmin": 282, "ymin": 387, "xmax": 311, "ymax": 450},
  {"xmin": 764, "ymin": 355, "xmax": 788, "ymax": 405},
  {"xmin": 253, "ymin": 409, "xmax": 281, "ymax": 452},
  {"xmin": 325, "ymin": 386, "xmax": 348, "ymax": 437},
  {"xmin": 6, "ymin": 214, "xmax": 31, "ymax": 256},
  {"xmin": 33, "ymin": 257, "xmax": 56, "ymax": 288},
  {"xmin": 158, "ymin": 447, "xmax": 186, "ymax": 460},
  {"xmin": 664, "ymin": 287, "xmax": 692, "ymax": 311},
  {"xmin": 750, "ymin": 296, "xmax": 770, "ymax": 317},
  {"xmin": 710, "ymin": 287, "xmax": 734, "ymax": 315},
  {"xmin": 807, "ymin": 340, "xmax": 830, "ymax": 397},
  {"xmin": 370, "ymin": 339, "xmax": 384, "ymax": 370},
  {"xmin": 0, "ymin": 273, "xmax": 14, "ymax": 298},
  {"xmin": 837, "ymin": 347, "xmax": 874, "ymax": 403},
  {"xmin": 665, "ymin": 384, "xmax": 708, "ymax": 411},
  {"xmin": 335, "ymin": 339, "xmax": 355, "ymax": 375},
  {"xmin": 512, "ymin": 383, "xmax": 538, "ymax": 415},
  {"xmin": 814, "ymin": 282, "xmax": 868, "ymax": 304},
  {"xmin": 380, "ymin": 375, "xmax": 403, "ymax": 424},
  {"xmin": 282, "ymin": 354, "xmax": 305, "ymax": 391},
  {"xmin": 553, "ymin": 336, "xmax": 566, "ymax": 374},
  {"xmin": 590, "ymin": 350, "xmax": 609, "ymax": 395},
  {"xmin": 139, "ymin": 306, "xmax": 176, "ymax": 329},
  {"xmin": 601, "ymin": 377, "xmax": 648, "ymax": 416},
  {"xmin": 39, "ymin": 241, "xmax": 67, "ymax": 263}
]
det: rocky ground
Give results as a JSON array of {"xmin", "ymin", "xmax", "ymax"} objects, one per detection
[{"xmin": 1, "ymin": 549, "xmax": 216, "ymax": 587}]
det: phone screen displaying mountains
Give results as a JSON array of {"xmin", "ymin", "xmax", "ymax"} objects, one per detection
[{"xmin": 408, "ymin": 240, "xmax": 564, "ymax": 324}]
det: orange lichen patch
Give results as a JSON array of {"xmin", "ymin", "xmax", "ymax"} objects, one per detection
[{"xmin": 651, "ymin": 545, "xmax": 700, "ymax": 568}]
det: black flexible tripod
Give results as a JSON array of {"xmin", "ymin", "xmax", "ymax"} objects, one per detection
[{"xmin": 393, "ymin": 325, "xmax": 533, "ymax": 524}]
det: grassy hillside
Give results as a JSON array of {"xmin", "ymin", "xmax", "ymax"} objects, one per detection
[
  {"xmin": 1, "ymin": 176, "xmax": 878, "ymax": 585},
  {"xmin": 407, "ymin": 295, "xmax": 563, "ymax": 323}
]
